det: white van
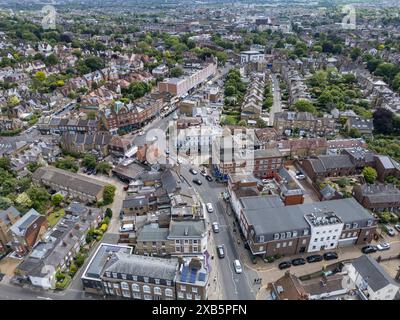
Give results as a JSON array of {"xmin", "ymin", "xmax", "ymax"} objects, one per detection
[
  {"xmin": 119, "ymin": 223, "xmax": 134, "ymax": 232},
  {"xmin": 233, "ymin": 260, "xmax": 243, "ymax": 274}
]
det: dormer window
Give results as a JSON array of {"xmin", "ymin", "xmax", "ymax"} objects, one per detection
[{"xmin": 273, "ymin": 233, "xmax": 279, "ymax": 240}]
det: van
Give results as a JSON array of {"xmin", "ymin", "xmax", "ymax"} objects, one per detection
[
  {"xmin": 119, "ymin": 223, "xmax": 134, "ymax": 232},
  {"xmin": 233, "ymin": 260, "xmax": 243, "ymax": 274}
]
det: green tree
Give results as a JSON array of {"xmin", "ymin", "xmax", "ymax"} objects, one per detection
[
  {"xmin": 0, "ymin": 157, "xmax": 11, "ymax": 171},
  {"xmin": 348, "ymin": 128, "xmax": 361, "ymax": 138},
  {"xmin": 95, "ymin": 162, "xmax": 112, "ymax": 175},
  {"xmin": 15, "ymin": 192, "xmax": 33, "ymax": 209},
  {"xmin": 27, "ymin": 162, "xmax": 42, "ymax": 173},
  {"xmin": 103, "ymin": 185, "xmax": 116, "ymax": 205},
  {"xmin": 362, "ymin": 166, "xmax": 377, "ymax": 184},
  {"xmin": 87, "ymin": 111, "xmax": 96, "ymax": 120},
  {"xmin": 69, "ymin": 263, "xmax": 78, "ymax": 276},
  {"xmin": 170, "ymin": 67, "xmax": 184, "ymax": 77},
  {"xmin": 293, "ymin": 100, "xmax": 316, "ymax": 113},
  {"xmin": 373, "ymin": 108, "xmax": 393, "ymax": 135},
  {"xmin": 82, "ymin": 154, "xmax": 96, "ymax": 170},
  {"xmin": 105, "ymin": 208, "xmax": 113, "ymax": 218},
  {"xmin": 0, "ymin": 196, "xmax": 13, "ymax": 210},
  {"xmin": 51, "ymin": 194, "xmax": 64, "ymax": 207}
]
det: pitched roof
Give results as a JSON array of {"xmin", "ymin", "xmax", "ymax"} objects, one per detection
[
  {"xmin": 351, "ymin": 255, "xmax": 399, "ymax": 291},
  {"xmin": 9, "ymin": 208, "xmax": 41, "ymax": 237},
  {"xmin": 0, "ymin": 206, "xmax": 21, "ymax": 225}
]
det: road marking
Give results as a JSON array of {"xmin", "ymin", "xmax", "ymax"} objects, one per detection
[
  {"xmin": 227, "ymin": 257, "xmax": 239, "ymax": 295},
  {"xmin": 37, "ymin": 296, "xmax": 52, "ymax": 300}
]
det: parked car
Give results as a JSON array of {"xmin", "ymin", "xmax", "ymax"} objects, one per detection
[
  {"xmin": 262, "ymin": 179, "xmax": 269, "ymax": 184},
  {"xmin": 206, "ymin": 203, "xmax": 214, "ymax": 213},
  {"xmin": 306, "ymin": 255, "xmax": 323, "ymax": 263},
  {"xmin": 291, "ymin": 258, "xmax": 306, "ymax": 266},
  {"xmin": 323, "ymin": 252, "xmax": 338, "ymax": 261},
  {"xmin": 377, "ymin": 242, "xmax": 390, "ymax": 251},
  {"xmin": 233, "ymin": 259, "xmax": 243, "ymax": 273},
  {"xmin": 212, "ymin": 222, "xmax": 219, "ymax": 233},
  {"xmin": 386, "ymin": 227, "xmax": 396, "ymax": 236},
  {"xmin": 361, "ymin": 245, "xmax": 377, "ymax": 254},
  {"xmin": 278, "ymin": 261, "xmax": 292, "ymax": 270},
  {"xmin": 119, "ymin": 223, "xmax": 134, "ymax": 232},
  {"xmin": 205, "ymin": 175, "xmax": 213, "ymax": 182},
  {"xmin": 193, "ymin": 178, "xmax": 202, "ymax": 185},
  {"xmin": 395, "ymin": 224, "xmax": 400, "ymax": 232},
  {"xmin": 189, "ymin": 168, "xmax": 198, "ymax": 175},
  {"xmin": 138, "ymin": 130, "xmax": 145, "ymax": 136},
  {"xmin": 216, "ymin": 245, "xmax": 225, "ymax": 258},
  {"xmin": 296, "ymin": 174, "xmax": 305, "ymax": 180},
  {"xmin": 200, "ymin": 170, "xmax": 207, "ymax": 177}
]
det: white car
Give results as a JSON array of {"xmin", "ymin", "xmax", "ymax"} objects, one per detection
[
  {"xmin": 395, "ymin": 224, "xmax": 400, "ymax": 232},
  {"xmin": 233, "ymin": 260, "xmax": 243, "ymax": 274},
  {"xmin": 377, "ymin": 242, "xmax": 390, "ymax": 251},
  {"xmin": 138, "ymin": 131, "xmax": 145, "ymax": 136},
  {"xmin": 296, "ymin": 174, "xmax": 305, "ymax": 180},
  {"xmin": 262, "ymin": 179, "xmax": 269, "ymax": 184},
  {"xmin": 212, "ymin": 222, "xmax": 219, "ymax": 233},
  {"xmin": 119, "ymin": 223, "xmax": 134, "ymax": 232},
  {"xmin": 206, "ymin": 203, "xmax": 213, "ymax": 213}
]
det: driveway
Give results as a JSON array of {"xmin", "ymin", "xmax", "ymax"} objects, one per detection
[{"xmin": 286, "ymin": 165, "xmax": 320, "ymax": 203}]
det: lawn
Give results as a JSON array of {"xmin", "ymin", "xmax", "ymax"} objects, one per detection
[{"xmin": 47, "ymin": 209, "xmax": 65, "ymax": 227}]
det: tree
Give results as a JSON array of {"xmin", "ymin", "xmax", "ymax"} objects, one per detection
[
  {"xmin": 224, "ymin": 85, "xmax": 236, "ymax": 96},
  {"xmin": 237, "ymin": 120, "xmax": 247, "ymax": 126},
  {"xmin": 256, "ymin": 118, "xmax": 268, "ymax": 128},
  {"xmin": 15, "ymin": 192, "xmax": 33, "ymax": 208},
  {"xmin": 82, "ymin": 154, "xmax": 96, "ymax": 170},
  {"xmin": 293, "ymin": 100, "xmax": 316, "ymax": 113},
  {"xmin": 170, "ymin": 67, "xmax": 184, "ymax": 78},
  {"xmin": 103, "ymin": 185, "xmax": 116, "ymax": 205},
  {"xmin": 373, "ymin": 108, "xmax": 394, "ymax": 135},
  {"xmin": 0, "ymin": 157, "xmax": 11, "ymax": 171},
  {"xmin": 0, "ymin": 196, "xmax": 12, "ymax": 210},
  {"xmin": 87, "ymin": 111, "xmax": 96, "ymax": 120},
  {"xmin": 362, "ymin": 167, "xmax": 377, "ymax": 184},
  {"xmin": 95, "ymin": 162, "xmax": 112, "ymax": 175},
  {"xmin": 392, "ymin": 73, "xmax": 400, "ymax": 92},
  {"xmin": 34, "ymin": 71, "xmax": 46, "ymax": 82},
  {"xmin": 69, "ymin": 263, "xmax": 78, "ymax": 276},
  {"xmin": 75, "ymin": 254, "xmax": 85, "ymax": 268},
  {"xmin": 105, "ymin": 208, "xmax": 113, "ymax": 218},
  {"xmin": 51, "ymin": 194, "xmax": 64, "ymax": 207},
  {"xmin": 26, "ymin": 186, "xmax": 51, "ymax": 213},
  {"xmin": 348, "ymin": 128, "xmax": 361, "ymax": 138},
  {"xmin": 27, "ymin": 162, "xmax": 42, "ymax": 173},
  {"xmin": 44, "ymin": 54, "xmax": 58, "ymax": 66}
]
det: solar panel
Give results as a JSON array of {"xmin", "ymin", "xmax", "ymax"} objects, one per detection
[
  {"xmin": 181, "ymin": 266, "xmax": 189, "ymax": 282},
  {"xmin": 198, "ymin": 272, "xmax": 206, "ymax": 282},
  {"xmin": 189, "ymin": 269, "xmax": 197, "ymax": 284}
]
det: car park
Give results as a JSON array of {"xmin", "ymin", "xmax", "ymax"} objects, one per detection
[
  {"xmin": 377, "ymin": 242, "xmax": 390, "ymax": 251},
  {"xmin": 361, "ymin": 245, "xmax": 377, "ymax": 254},
  {"xmin": 306, "ymin": 255, "xmax": 323, "ymax": 263},
  {"xmin": 291, "ymin": 258, "xmax": 306, "ymax": 266},
  {"xmin": 193, "ymin": 178, "xmax": 202, "ymax": 185},
  {"xmin": 212, "ymin": 222, "xmax": 219, "ymax": 233},
  {"xmin": 189, "ymin": 168, "xmax": 198, "ymax": 175},
  {"xmin": 205, "ymin": 175, "xmax": 213, "ymax": 182},
  {"xmin": 323, "ymin": 252, "xmax": 338, "ymax": 261},
  {"xmin": 233, "ymin": 260, "xmax": 243, "ymax": 273},
  {"xmin": 278, "ymin": 261, "xmax": 292, "ymax": 270},
  {"xmin": 206, "ymin": 203, "xmax": 214, "ymax": 213},
  {"xmin": 216, "ymin": 245, "xmax": 225, "ymax": 258}
]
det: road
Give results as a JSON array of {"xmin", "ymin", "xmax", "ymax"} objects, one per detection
[
  {"xmin": 180, "ymin": 164, "xmax": 256, "ymax": 300},
  {"xmin": 268, "ymin": 73, "xmax": 282, "ymax": 126}
]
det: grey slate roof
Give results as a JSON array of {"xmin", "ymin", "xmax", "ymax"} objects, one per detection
[
  {"xmin": 168, "ymin": 220, "xmax": 206, "ymax": 238},
  {"xmin": 9, "ymin": 208, "xmax": 41, "ymax": 237},
  {"xmin": 137, "ymin": 224, "xmax": 169, "ymax": 242},
  {"xmin": 352, "ymin": 255, "xmax": 399, "ymax": 292},
  {"xmin": 0, "ymin": 206, "xmax": 21, "ymax": 225},
  {"xmin": 104, "ymin": 252, "xmax": 179, "ymax": 281},
  {"xmin": 356, "ymin": 183, "xmax": 400, "ymax": 204},
  {"xmin": 309, "ymin": 155, "xmax": 354, "ymax": 173}
]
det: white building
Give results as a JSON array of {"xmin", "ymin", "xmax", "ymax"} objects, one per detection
[
  {"xmin": 240, "ymin": 51, "xmax": 265, "ymax": 64},
  {"xmin": 305, "ymin": 211, "xmax": 344, "ymax": 253},
  {"xmin": 345, "ymin": 255, "xmax": 400, "ymax": 300}
]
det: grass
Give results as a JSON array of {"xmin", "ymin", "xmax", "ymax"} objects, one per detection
[
  {"xmin": 47, "ymin": 208, "xmax": 65, "ymax": 227},
  {"xmin": 55, "ymin": 274, "xmax": 72, "ymax": 290}
]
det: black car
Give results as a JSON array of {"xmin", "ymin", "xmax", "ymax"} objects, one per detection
[
  {"xmin": 193, "ymin": 178, "xmax": 202, "ymax": 185},
  {"xmin": 323, "ymin": 252, "xmax": 338, "ymax": 261},
  {"xmin": 361, "ymin": 245, "xmax": 377, "ymax": 254},
  {"xmin": 306, "ymin": 255, "xmax": 323, "ymax": 263},
  {"xmin": 278, "ymin": 261, "xmax": 292, "ymax": 270},
  {"xmin": 291, "ymin": 258, "xmax": 306, "ymax": 266},
  {"xmin": 205, "ymin": 175, "xmax": 213, "ymax": 182},
  {"xmin": 216, "ymin": 245, "xmax": 225, "ymax": 258}
]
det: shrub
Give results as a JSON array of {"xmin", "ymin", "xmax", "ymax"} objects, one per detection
[
  {"xmin": 55, "ymin": 270, "xmax": 65, "ymax": 282},
  {"xmin": 96, "ymin": 235, "xmax": 102, "ymax": 241},
  {"xmin": 103, "ymin": 216, "xmax": 110, "ymax": 225},
  {"xmin": 69, "ymin": 263, "xmax": 77, "ymax": 276},
  {"xmin": 265, "ymin": 256, "xmax": 275, "ymax": 263},
  {"xmin": 75, "ymin": 254, "xmax": 85, "ymax": 268},
  {"xmin": 274, "ymin": 253, "xmax": 282, "ymax": 260},
  {"xmin": 105, "ymin": 208, "xmax": 113, "ymax": 218},
  {"xmin": 99, "ymin": 223, "xmax": 108, "ymax": 233}
]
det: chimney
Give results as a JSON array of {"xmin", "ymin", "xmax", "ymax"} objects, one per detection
[{"xmin": 189, "ymin": 257, "xmax": 202, "ymax": 271}]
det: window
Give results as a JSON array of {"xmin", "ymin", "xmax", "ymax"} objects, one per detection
[
  {"xmin": 316, "ymin": 232, "xmax": 320, "ymax": 235},
  {"xmin": 105, "ymin": 272, "xmax": 111, "ymax": 278},
  {"xmin": 112, "ymin": 273, "xmax": 117, "ymax": 278},
  {"xmin": 184, "ymin": 239, "xmax": 189, "ymax": 245},
  {"xmin": 166, "ymin": 280, "xmax": 172, "ymax": 286},
  {"xmin": 133, "ymin": 293, "xmax": 141, "ymax": 299},
  {"xmin": 132, "ymin": 276, "xmax": 137, "ymax": 281},
  {"xmin": 154, "ymin": 287, "xmax": 162, "ymax": 295},
  {"xmin": 286, "ymin": 232, "xmax": 291, "ymax": 238},
  {"xmin": 312, "ymin": 246, "xmax": 316, "ymax": 250},
  {"xmin": 332, "ymin": 236, "xmax": 336, "ymax": 239},
  {"xmin": 303, "ymin": 229, "xmax": 309, "ymax": 236},
  {"xmin": 186, "ymin": 293, "xmax": 192, "ymax": 300},
  {"xmin": 276, "ymin": 243, "xmax": 281, "ymax": 248},
  {"xmin": 273, "ymin": 233, "xmax": 279, "ymax": 240},
  {"xmin": 352, "ymin": 232, "xmax": 357, "ymax": 237},
  {"xmin": 302, "ymin": 239, "xmax": 307, "ymax": 245},
  {"xmin": 177, "ymin": 292, "xmax": 184, "ymax": 299},
  {"xmin": 122, "ymin": 290, "xmax": 131, "ymax": 298},
  {"xmin": 352, "ymin": 223, "xmax": 358, "ymax": 229},
  {"xmin": 180, "ymin": 285, "xmax": 186, "ymax": 292},
  {"xmin": 143, "ymin": 277, "xmax": 149, "ymax": 283},
  {"xmin": 144, "ymin": 294, "xmax": 152, "ymax": 300},
  {"xmin": 121, "ymin": 282, "xmax": 129, "ymax": 290},
  {"xmin": 176, "ymin": 246, "xmax": 181, "ymax": 252},
  {"xmin": 155, "ymin": 279, "xmax": 160, "ymax": 285},
  {"xmin": 365, "ymin": 231, "xmax": 370, "ymax": 236},
  {"xmin": 314, "ymin": 238, "xmax": 318, "ymax": 242},
  {"xmin": 195, "ymin": 294, "xmax": 201, "ymax": 300},
  {"xmin": 280, "ymin": 233, "xmax": 286, "ymax": 239},
  {"xmin": 193, "ymin": 239, "xmax": 198, "ymax": 244},
  {"xmin": 132, "ymin": 284, "xmax": 140, "ymax": 292},
  {"xmin": 327, "ymin": 237, "xmax": 330, "ymax": 240},
  {"xmin": 165, "ymin": 288, "xmax": 173, "ymax": 297},
  {"xmin": 288, "ymin": 241, "xmax": 293, "ymax": 247},
  {"xmin": 113, "ymin": 283, "xmax": 119, "ymax": 289},
  {"xmin": 292, "ymin": 231, "xmax": 298, "ymax": 237},
  {"xmin": 334, "ymin": 229, "xmax": 338, "ymax": 232},
  {"xmin": 320, "ymin": 237, "xmax": 324, "ymax": 241},
  {"xmin": 259, "ymin": 236, "xmax": 264, "ymax": 242},
  {"xmin": 175, "ymin": 240, "xmax": 180, "ymax": 245},
  {"xmin": 143, "ymin": 285, "xmax": 151, "ymax": 293},
  {"xmin": 259, "ymin": 246, "xmax": 264, "ymax": 251},
  {"xmin": 282, "ymin": 242, "xmax": 287, "ymax": 248},
  {"xmin": 193, "ymin": 246, "xmax": 198, "ymax": 253},
  {"xmin": 121, "ymin": 274, "xmax": 127, "ymax": 280},
  {"xmin": 367, "ymin": 220, "xmax": 373, "ymax": 227},
  {"xmin": 192, "ymin": 287, "xmax": 198, "ymax": 293},
  {"xmin": 345, "ymin": 224, "xmax": 351, "ymax": 229}
]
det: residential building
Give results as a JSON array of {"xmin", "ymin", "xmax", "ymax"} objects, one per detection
[
  {"xmin": 60, "ymin": 132, "xmax": 112, "ymax": 157},
  {"xmin": 0, "ymin": 206, "xmax": 20, "ymax": 253},
  {"xmin": 346, "ymin": 117, "xmax": 374, "ymax": 137},
  {"xmin": 252, "ymin": 148, "xmax": 283, "ymax": 179},
  {"xmin": 353, "ymin": 183, "xmax": 400, "ymax": 213},
  {"xmin": 344, "ymin": 255, "xmax": 400, "ymax": 300},
  {"xmin": 167, "ymin": 220, "xmax": 207, "ymax": 256},
  {"xmin": 32, "ymin": 166, "xmax": 107, "ymax": 203},
  {"xmin": 240, "ymin": 51, "xmax": 265, "ymax": 64}
]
